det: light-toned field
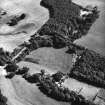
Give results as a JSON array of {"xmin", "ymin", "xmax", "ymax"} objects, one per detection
[
  {"xmin": 0, "ymin": 0, "xmax": 49, "ymax": 52},
  {"xmin": 11, "ymin": 75, "xmax": 70, "ymax": 105},
  {"xmin": 0, "ymin": 76, "xmax": 70, "ymax": 105},
  {"xmin": 64, "ymin": 78, "xmax": 100, "ymax": 101}
]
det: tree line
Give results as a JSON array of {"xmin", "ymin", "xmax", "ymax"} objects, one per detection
[
  {"xmin": 69, "ymin": 49, "xmax": 105, "ymax": 88},
  {"xmin": 0, "ymin": 48, "xmax": 11, "ymax": 66},
  {"xmin": 0, "ymin": 90, "xmax": 7, "ymax": 105}
]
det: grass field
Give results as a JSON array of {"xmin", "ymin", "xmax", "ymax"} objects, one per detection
[
  {"xmin": 64, "ymin": 78, "xmax": 100, "ymax": 100},
  {"xmin": 0, "ymin": 75, "xmax": 70, "ymax": 105},
  {"xmin": 25, "ymin": 47, "xmax": 73, "ymax": 73}
]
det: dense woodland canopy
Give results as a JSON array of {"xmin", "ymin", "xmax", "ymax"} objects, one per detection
[
  {"xmin": 70, "ymin": 49, "xmax": 105, "ymax": 88},
  {"xmin": 38, "ymin": 0, "xmax": 99, "ymax": 42}
]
